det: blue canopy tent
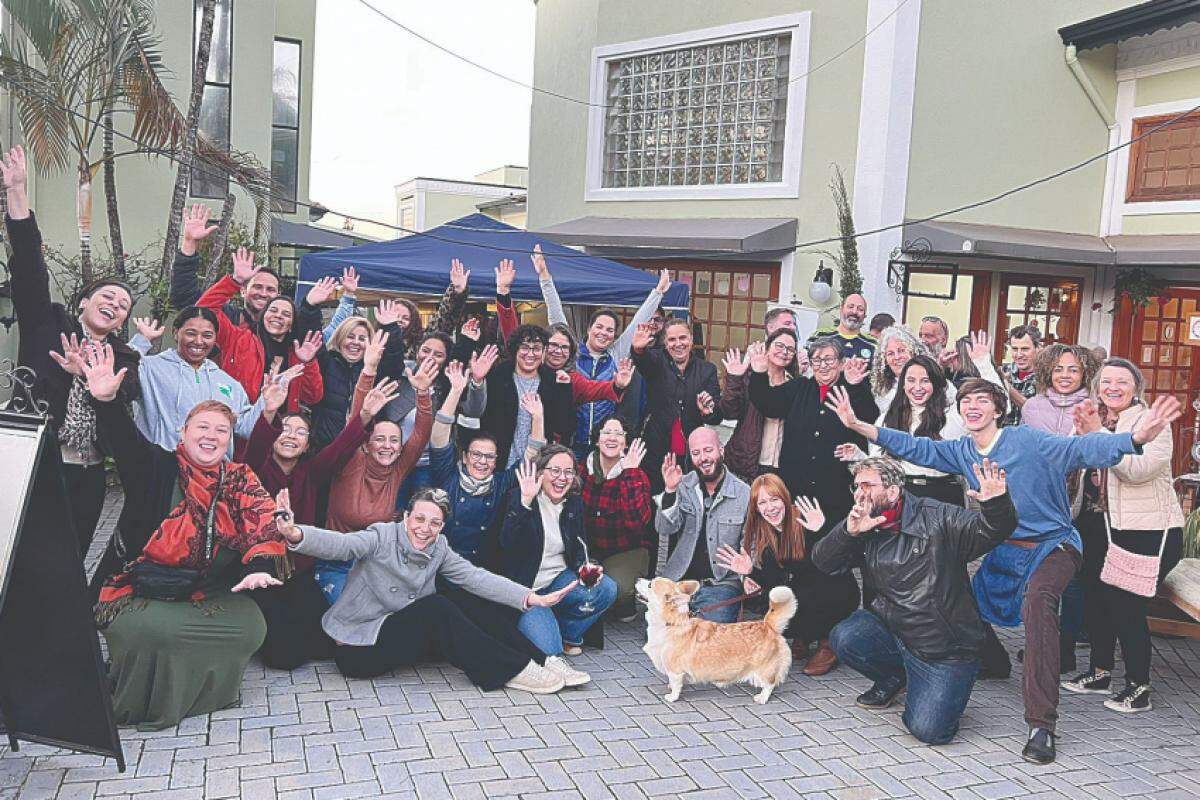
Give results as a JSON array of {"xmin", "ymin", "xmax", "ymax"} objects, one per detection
[{"xmin": 296, "ymin": 214, "xmax": 690, "ymax": 310}]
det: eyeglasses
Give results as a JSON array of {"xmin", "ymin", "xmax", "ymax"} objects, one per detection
[
  {"xmin": 811, "ymin": 356, "xmax": 839, "ymax": 367},
  {"xmin": 544, "ymin": 466, "xmax": 576, "ymax": 479},
  {"xmin": 517, "ymin": 344, "xmax": 545, "ymax": 355},
  {"xmin": 770, "ymin": 342, "xmax": 798, "ymax": 356},
  {"xmin": 598, "ymin": 429, "xmax": 626, "ymax": 438},
  {"xmin": 466, "ymin": 450, "xmax": 498, "ymax": 463},
  {"xmin": 546, "ymin": 343, "xmax": 571, "ymax": 354},
  {"xmin": 852, "ymin": 481, "xmax": 882, "ymax": 493}
]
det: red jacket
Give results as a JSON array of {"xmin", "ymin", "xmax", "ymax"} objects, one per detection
[{"xmin": 197, "ymin": 275, "xmax": 323, "ymax": 412}]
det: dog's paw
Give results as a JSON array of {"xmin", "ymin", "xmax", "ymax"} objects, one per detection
[{"xmin": 664, "ymin": 692, "xmax": 680, "ymax": 702}]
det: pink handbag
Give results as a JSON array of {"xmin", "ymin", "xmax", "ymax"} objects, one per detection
[{"xmin": 1099, "ymin": 514, "xmax": 1168, "ymax": 598}]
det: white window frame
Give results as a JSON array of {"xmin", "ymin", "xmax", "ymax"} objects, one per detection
[
  {"xmin": 1115, "ymin": 95, "xmax": 1200, "ymax": 218},
  {"xmin": 585, "ymin": 13, "xmax": 811, "ymax": 202}
]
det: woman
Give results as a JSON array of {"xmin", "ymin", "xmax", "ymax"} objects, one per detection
[
  {"xmin": 579, "ymin": 419, "xmax": 654, "ymax": 621},
  {"xmin": 197, "ymin": 247, "xmax": 324, "ymax": 412},
  {"xmin": 1062, "ymin": 359, "xmax": 1184, "ymax": 713},
  {"xmin": 316, "ymin": 352, "xmax": 439, "ymax": 604},
  {"xmin": 716, "ymin": 475, "xmax": 860, "ymax": 675},
  {"xmin": 82, "ymin": 346, "xmax": 288, "ymax": 730},
  {"xmin": 128, "ymin": 308, "xmax": 266, "ymax": 453},
  {"xmin": 275, "ymin": 488, "xmax": 582, "ymax": 694},
  {"xmin": 721, "ymin": 329, "xmax": 800, "ymax": 482},
  {"xmin": 502, "ymin": 445, "xmax": 618, "ymax": 659},
  {"xmin": 838, "ymin": 355, "xmax": 967, "ymax": 506},
  {"xmin": 309, "ymin": 314, "xmax": 375, "ymax": 452},
  {"xmin": 242, "ymin": 336, "xmax": 399, "ymax": 669},
  {"xmin": 870, "ymin": 326, "xmax": 1001, "ymax": 408},
  {"xmin": 391, "ymin": 330, "xmax": 457, "ymax": 507}
]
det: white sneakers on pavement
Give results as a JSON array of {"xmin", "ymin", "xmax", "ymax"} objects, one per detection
[
  {"xmin": 505, "ymin": 662, "xmax": 565, "ymax": 694},
  {"xmin": 545, "ymin": 656, "xmax": 591, "ymax": 686}
]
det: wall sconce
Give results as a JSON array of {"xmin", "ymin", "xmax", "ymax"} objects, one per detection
[{"xmin": 810, "ymin": 261, "xmax": 834, "ymax": 305}]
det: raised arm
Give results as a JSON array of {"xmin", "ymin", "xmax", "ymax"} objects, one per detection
[
  {"xmin": 494, "ymin": 259, "xmax": 518, "ymax": 345},
  {"xmin": 2, "ymin": 147, "xmax": 54, "ymax": 339},
  {"xmin": 427, "ymin": 260, "xmax": 470, "ymax": 335},
  {"xmin": 719, "ymin": 350, "xmax": 750, "ymax": 420},
  {"xmin": 432, "ymin": 361, "xmax": 469, "ymax": 449},
  {"xmin": 390, "ymin": 364, "xmax": 435, "ymax": 477},
  {"xmin": 531, "ymin": 245, "xmax": 566, "ymax": 326},
  {"xmin": 612, "ymin": 270, "xmax": 669, "ymax": 360}
]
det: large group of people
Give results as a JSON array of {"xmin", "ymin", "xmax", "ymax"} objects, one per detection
[{"xmin": 5, "ymin": 141, "xmax": 1187, "ymax": 763}]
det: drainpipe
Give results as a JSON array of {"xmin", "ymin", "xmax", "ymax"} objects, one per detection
[{"xmin": 1065, "ymin": 45, "xmax": 1116, "ymax": 127}]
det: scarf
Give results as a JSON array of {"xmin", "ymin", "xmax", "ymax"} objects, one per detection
[
  {"xmin": 60, "ymin": 375, "xmax": 98, "ymax": 458},
  {"xmin": 96, "ymin": 448, "xmax": 289, "ymax": 623},
  {"xmin": 458, "ymin": 466, "xmax": 494, "ymax": 497},
  {"xmin": 586, "ymin": 450, "xmax": 624, "ymax": 486}
]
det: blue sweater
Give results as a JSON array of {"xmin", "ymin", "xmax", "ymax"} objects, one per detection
[{"xmin": 874, "ymin": 425, "xmax": 1138, "ymax": 626}]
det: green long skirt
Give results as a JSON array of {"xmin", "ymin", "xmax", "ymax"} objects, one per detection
[{"xmin": 101, "ymin": 591, "xmax": 266, "ymax": 731}]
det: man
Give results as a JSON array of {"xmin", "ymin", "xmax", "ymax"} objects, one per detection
[
  {"xmin": 807, "ymin": 293, "xmax": 875, "ymax": 361},
  {"xmin": 748, "ymin": 337, "xmax": 877, "ymax": 531},
  {"xmin": 813, "ymin": 456, "xmax": 1016, "ymax": 745},
  {"xmin": 918, "ymin": 316, "xmax": 950, "ymax": 356},
  {"xmin": 1002, "ymin": 325, "xmax": 1041, "ymax": 426},
  {"xmin": 655, "ymin": 427, "xmax": 750, "ymax": 622},
  {"xmin": 825, "ymin": 378, "xmax": 1181, "ymax": 764},
  {"xmin": 764, "ymin": 306, "xmax": 799, "ymax": 335},
  {"xmin": 868, "ymin": 313, "xmax": 895, "ymax": 338},
  {"xmin": 631, "ymin": 319, "xmax": 721, "ymax": 493}
]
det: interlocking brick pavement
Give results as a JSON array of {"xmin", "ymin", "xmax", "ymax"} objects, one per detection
[{"xmin": 3, "ymin": 491, "xmax": 1199, "ymax": 799}]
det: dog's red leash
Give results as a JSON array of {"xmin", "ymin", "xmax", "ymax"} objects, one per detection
[{"xmin": 691, "ymin": 588, "xmax": 761, "ymax": 617}]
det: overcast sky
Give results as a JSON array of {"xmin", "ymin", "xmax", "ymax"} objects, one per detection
[{"xmin": 309, "ymin": 0, "xmax": 536, "ymax": 231}]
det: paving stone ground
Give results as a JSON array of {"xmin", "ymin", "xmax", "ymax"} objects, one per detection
[{"xmin": 3, "ymin": 491, "xmax": 1199, "ymax": 799}]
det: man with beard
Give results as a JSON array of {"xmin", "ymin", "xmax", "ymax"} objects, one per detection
[
  {"xmin": 812, "ymin": 456, "xmax": 1016, "ymax": 745},
  {"xmin": 807, "ymin": 293, "xmax": 875, "ymax": 361},
  {"xmin": 631, "ymin": 319, "xmax": 721, "ymax": 494},
  {"xmin": 1002, "ymin": 324, "xmax": 1042, "ymax": 426},
  {"xmin": 824, "ymin": 379, "xmax": 1181, "ymax": 764},
  {"xmin": 654, "ymin": 427, "xmax": 750, "ymax": 622}
]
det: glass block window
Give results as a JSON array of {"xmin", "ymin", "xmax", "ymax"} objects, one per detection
[{"xmin": 601, "ymin": 33, "xmax": 791, "ymax": 189}]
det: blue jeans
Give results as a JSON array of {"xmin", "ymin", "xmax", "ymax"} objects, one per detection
[
  {"xmin": 314, "ymin": 559, "xmax": 352, "ymax": 605},
  {"xmin": 518, "ymin": 569, "xmax": 618, "ymax": 655},
  {"xmin": 830, "ymin": 610, "xmax": 979, "ymax": 745},
  {"xmin": 690, "ymin": 581, "xmax": 742, "ymax": 623},
  {"xmin": 395, "ymin": 463, "xmax": 434, "ymax": 513}
]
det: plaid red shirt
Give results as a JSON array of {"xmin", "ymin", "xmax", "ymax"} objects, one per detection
[{"xmin": 579, "ymin": 460, "xmax": 655, "ymax": 561}]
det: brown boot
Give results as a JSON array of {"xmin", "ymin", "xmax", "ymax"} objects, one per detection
[
  {"xmin": 802, "ymin": 639, "xmax": 839, "ymax": 676},
  {"xmin": 790, "ymin": 639, "xmax": 809, "ymax": 661}
]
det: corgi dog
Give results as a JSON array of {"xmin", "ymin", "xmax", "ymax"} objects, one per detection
[{"xmin": 636, "ymin": 577, "xmax": 797, "ymax": 704}]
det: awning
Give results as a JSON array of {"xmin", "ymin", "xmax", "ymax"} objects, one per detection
[
  {"xmin": 536, "ymin": 216, "xmax": 798, "ymax": 254},
  {"xmin": 271, "ymin": 218, "xmax": 373, "ymax": 250},
  {"xmin": 903, "ymin": 219, "xmax": 1200, "ymax": 268},
  {"xmin": 1059, "ymin": 0, "xmax": 1200, "ymax": 50}
]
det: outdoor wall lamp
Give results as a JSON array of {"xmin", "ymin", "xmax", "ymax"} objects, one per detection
[{"xmin": 810, "ymin": 261, "xmax": 834, "ymax": 305}]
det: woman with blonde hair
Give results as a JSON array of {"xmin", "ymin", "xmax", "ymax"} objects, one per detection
[
  {"xmin": 716, "ymin": 473, "xmax": 860, "ymax": 675},
  {"xmin": 310, "ymin": 314, "xmax": 377, "ymax": 451}
]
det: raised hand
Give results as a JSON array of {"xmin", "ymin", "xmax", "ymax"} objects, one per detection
[
  {"xmin": 375, "ymin": 298, "xmax": 403, "ymax": 327},
  {"xmin": 260, "ymin": 363, "xmax": 291, "ymax": 415},
  {"xmin": 655, "ymin": 269, "xmax": 671, "ymax": 295},
  {"xmin": 743, "ymin": 577, "xmax": 761, "ymax": 595},
  {"xmin": 181, "ymin": 204, "xmax": 218, "ymax": 251},
  {"xmin": 696, "ymin": 391, "xmax": 715, "ymax": 417},
  {"xmin": 517, "ymin": 459, "xmax": 539, "ymax": 506},
  {"xmin": 965, "ymin": 458, "xmax": 1007, "ymax": 503},
  {"xmin": 341, "ymin": 266, "xmax": 359, "ymax": 298},
  {"xmin": 842, "ymin": 357, "xmax": 868, "ymax": 385},
  {"xmin": 1131, "ymin": 395, "xmax": 1184, "ymax": 446},
  {"xmin": 527, "ymin": 579, "xmax": 578, "ymax": 609},
  {"xmin": 723, "ymin": 348, "xmax": 749, "ymax": 377},
  {"xmin": 969, "ymin": 330, "xmax": 992, "ymax": 362},
  {"xmin": 747, "ymin": 341, "xmax": 768, "ymax": 373},
  {"xmin": 938, "ymin": 348, "xmax": 958, "ymax": 368},
  {"xmin": 519, "ymin": 392, "xmax": 544, "ymax": 420},
  {"xmin": 1072, "ymin": 398, "xmax": 1102, "ymax": 435},
  {"xmin": 444, "ymin": 360, "xmax": 468, "ymax": 394},
  {"xmin": 846, "ymin": 498, "xmax": 886, "ymax": 536},
  {"xmin": 622, "ymin": 437, "xmax": 647, "ymax": 471},
  {"xmin": 460, "ymin": 317, "xmax": 482, "ymax": 342},
  {"xmin": 232, "ymin": 246, "xmax": 259, "ymax": 285},
  {"xmin": 293, "ymin": 330, "xmax": 323, "ymax": 363},
  {"xmin": 305, "ymin": 275, "xmax": 338, "ymax": 306},
  {"xmin": 495, "ymin": 259, "xmax": 516, "ymax": 295},
  {"xmin": 49, "ymin": 332, "xmax": 88, "ymax": 376},
  {"xmin": 0, "ymin": 145, "xmax": 27, "ymax": 192},
  {"xmin": 362, "ymin": 378, "xmax": 401, "ymax": 419},
  {"xmin": 133, "ymin": 316, "xmax": 165, "ymax": 342},
  {"xmin": 631, "ymin": 323, "xmax": 654, "ymax": 353},
  {"xmin": 80, "ymin": 343, "xmax": 127, "ymax": 402},
  {"xmin": 715, "ymin": 544, "xmax": 753, "ymax": 576},
  {"xmin": 449, "ymin": 259, "xmax": 470, "ymax": 294},
  {"xmin": 825, "ymin": 385, "xmax": 859, "ymax": 429},
  {"xmin": 468, "ymin": 343, "xmax": 499, "ymax": 383},
  {"xmin": 406, "ymin": 357, "xmax": 441, "ymax": 393},
  {"xmin": 661, "ymin": 453, "xmax": 684, "ymax": 493},
  {"xmin": 614, "ymin": 358, "xmax": 634, "ymax": 389},
  {"xmin": 271, "ymin": 489, "xmax": 301, "ymax": 543},
  {"xmin": 530, "ymin": 244, "xmax": 549, "ymax": 280},
  {"xmin": 794, "ymin": 496, "xmax": 825, "ymax": 532},
  {"xmin": 363, "ymin": 329, "xmax": 389, "ymax": 372},
  {"xmin": 833, "ymin": 443, "xmax": 867, "ymax": 462}
]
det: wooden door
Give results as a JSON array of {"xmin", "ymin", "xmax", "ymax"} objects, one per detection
[{"xmin": 994, "ymin": 277, "xmax": 1083, "ymax": 364}]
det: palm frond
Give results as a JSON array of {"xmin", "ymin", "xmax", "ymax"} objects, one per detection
[
  {"xmin": 0, "ymin": 0, "xmax": 73, "ymax": 65},
  {"xmin": 0, "ymin": 55, "xmax": 72, "ymax": 172}
]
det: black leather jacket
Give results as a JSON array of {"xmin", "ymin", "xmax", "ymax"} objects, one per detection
[{"xmin": 811, "ymin": 492, "xmax": 1017, "ymax": 661}]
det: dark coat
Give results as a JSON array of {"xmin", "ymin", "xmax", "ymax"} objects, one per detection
[
  {"xmin": 497, "ymin": 487, "xmax": 586, "ymax": 588},
  {"xmin": 719, "ymin": 370, "xmax": 776, "ymax": 482},
  {"xmin": 630, "ymin": 347, "xmax": 721, "ymax": 491},
  {"xmin": 811, "ymin": 492, "xmax": 1017, "ymax": 661},
  {"xmin": 309, "ymin": 350, "xmax": 363, "ymax": 451},
  {"xmin": 748, "ymin": 372, "xmax": 878, "ymax": 529},
  {"xmin": 479, "ymin": 362, "xmax": 576, "ymax": 468}
]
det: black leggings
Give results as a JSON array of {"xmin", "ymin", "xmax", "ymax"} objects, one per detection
[
  {"xmin": 249, "ymin": 575, "xmax": 334, "ymax": 670},
  {"xmin": 333, "ymin": 594, "xmax": 533, "ymax": 690},
  {"xmin": 64, "ymin": 462, "xmax": 106, "ymax": 558},
  {"xmin": 1087, "ymin": 527, "xmax": 1183, "ymax": 686}
]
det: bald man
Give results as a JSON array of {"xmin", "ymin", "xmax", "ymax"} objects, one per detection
[
  {"xmin": 807, "ymin": 293, "xmax": 876, "ymax": 361},
  {"xmin": 654, "ymin": 427, "xmax": 751, "ymax": 622}
]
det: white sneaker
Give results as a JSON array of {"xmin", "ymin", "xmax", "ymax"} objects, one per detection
[
  {"xmin": 505, "ymin": 661, "xmax": 565, "ymax": 695},
  {"xmin": 544, "ymin": 656, "xmax": 591, "ymax": 687}
]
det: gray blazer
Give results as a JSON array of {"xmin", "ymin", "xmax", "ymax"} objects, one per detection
[
  {"xmin": 292, "ymin": 522, "xmax": 530, "ymax": 646},
  {"xmin": 655, "ymin": 469, "xmax": 750, "ymax": 585}
]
